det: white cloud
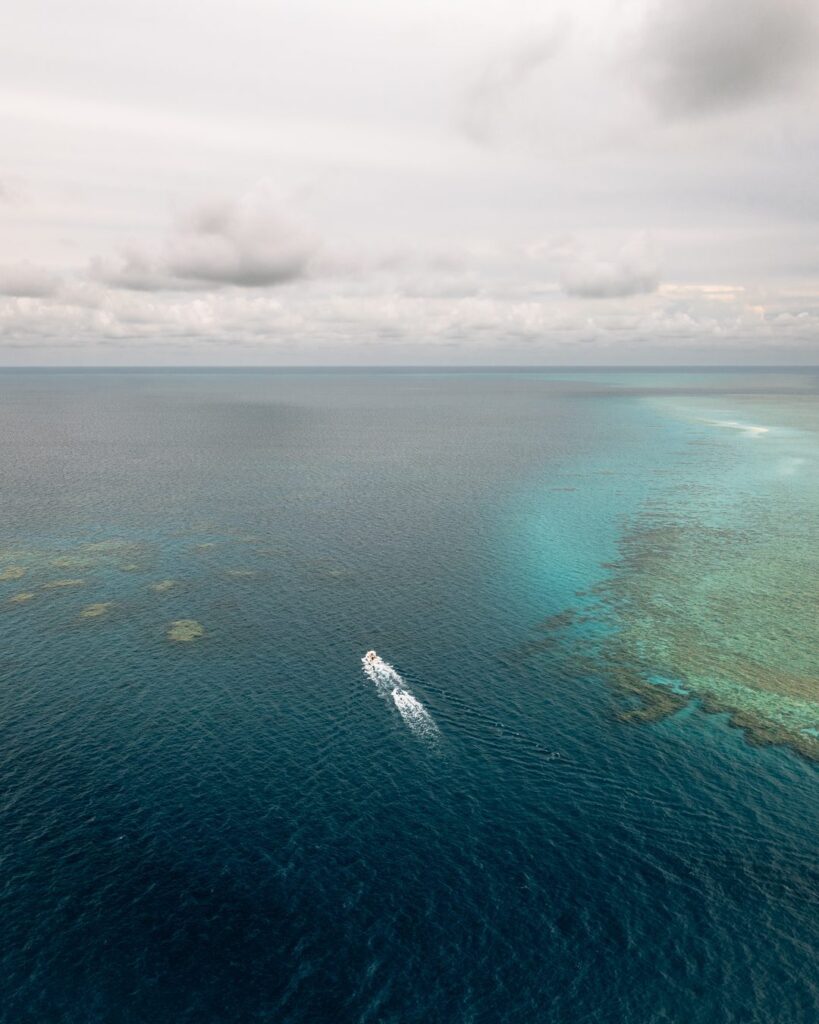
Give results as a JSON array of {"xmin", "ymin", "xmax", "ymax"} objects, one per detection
[
  {"xmin": 93, "ymin": 183, "xmax": 318, "ymax": 291},
  {"xmin": 165, "ymin": 187, "xmax": 318, "ymax": 287},
  {"xmin": 560, "ymin": 235, "xmax": 660, "ymax": 298}
]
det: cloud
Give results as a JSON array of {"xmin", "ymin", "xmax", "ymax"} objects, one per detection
[
  {"xmin": 94, "ymin": 183, "xmax": 318, "ymax": 291},
  {"xmin": 639, "ymin": 0, "xmax": 819, "ymax": 115},
  {"xmin": 6, "ymin": 267, "xmax": 819, "ymax": 364},
  {"xmin": 90, "ymin": 249, "xmax": 175, "ymax": 292},
  {"xmin": 0, "ymin": 262, "xmax": 61, "ymax": 297},
  {"xmin": 561, "ymin": 236, "xmax": 660, "ymax": 298},
  {"xmin": 460, "ymin": 26, "xmax": 566, "ymax": 144},
  {"xmin": 166, "ymin": 191, "xmax": 316, "ymax": 286}
]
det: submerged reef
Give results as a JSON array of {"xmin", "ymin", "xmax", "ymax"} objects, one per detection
[
  {"xmin": 150, "ymin": 579, "xmax": 179, "ymax": 593},
  {"xmin": 583, "ymin": 491, "xmax": 819, "ymax": 760},
  {"xmin": 0, "ymin": 566, "xmax": 26, "ymax": 581},
  {"xmin": 80, "ymin": 602, "xmax": 113, "ymax": 619},
  {"xmin": 528, "ymin": 401, "xmax": 819, "ymax": 763},
  {"xmin": 168, "ymin": 619, "xmax": 205, "ymax": 642},
  {"xmin": 593, "ymin": 512, "xmax": 818, "ymax": 761}
]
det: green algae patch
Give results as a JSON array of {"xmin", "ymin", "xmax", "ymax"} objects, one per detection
[
  {"xmin": 80, "ymin": 602, "xmax": 113, "ymax": 619},
  {"xmin": 0, "ymin": 566, "xmax": 27, "ymax": 581},
  {"xmin": 8, "ymin": 592, "xmax": 35, "ymax": 604},
  {"xmin": 151, "ymin": 579, "xmax": 179, "ymax": 593},
  {"xmin": 168, "ymin": 619, "xmax": 205, "ymax": 642},
  {"xmin": 43, "ymin": 578, "xmax": 85, "ymax": 589}
]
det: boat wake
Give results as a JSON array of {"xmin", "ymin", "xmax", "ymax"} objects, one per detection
[
  {"xmin": 362, "ymin": 651, "xmax": 440, "ymax": 741},
  {"xmin": 706, "ymin": 418, "xmax": 769, "ymax": 438}
]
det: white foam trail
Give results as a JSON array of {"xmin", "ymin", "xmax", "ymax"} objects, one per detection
[
  {"xmin": 391, "ymin": 687, "xmax": 440, "ymax": 740},
  {"xmin": 362, "ymin": 653, "xmax": 440, "ymax": 741},
  {"xmin": 706, "ymin": 418, "xmax": 769, "ymax": 438}
]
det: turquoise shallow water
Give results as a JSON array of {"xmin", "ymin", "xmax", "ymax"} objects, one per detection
[{"xmin": 0, "ymin": 369, "xmax": 817, "ymax": 1023}]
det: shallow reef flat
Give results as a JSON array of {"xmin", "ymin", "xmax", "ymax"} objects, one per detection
[
  {"xmin": 593, "ymin": 517, "xmax": 819, "ymax": 759},
  {"xmin": 580, "ymin": 397, "xmax": 819, "ymax": 761}
]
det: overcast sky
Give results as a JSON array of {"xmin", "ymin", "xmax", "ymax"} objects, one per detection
[{"xmin": 1, "ymin": 0, "xmax": 818, "ymax": 365}]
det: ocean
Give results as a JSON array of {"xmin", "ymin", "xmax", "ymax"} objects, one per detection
[{"xmin": 1, "ymin": 368, "xmax": 817, "ymax": 1023}]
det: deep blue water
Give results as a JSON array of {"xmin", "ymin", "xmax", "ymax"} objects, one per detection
[{"xmin": 0, "ymin": 369, "xmax": 817, "ymax": 1023}]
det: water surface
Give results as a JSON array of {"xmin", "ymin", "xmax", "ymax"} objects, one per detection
[{"xmin": 1, "ymin": 368, "xmax": 817, "ymax": 1023}]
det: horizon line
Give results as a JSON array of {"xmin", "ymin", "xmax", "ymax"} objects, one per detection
[{"xmin": 1, "ymin": 363, "xmax": 818, "ymax": 372}]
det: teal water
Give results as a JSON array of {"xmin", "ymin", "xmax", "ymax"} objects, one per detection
[{"xmin": 0, "ymin": 369, "xmax": 817, "ymax": 1022}]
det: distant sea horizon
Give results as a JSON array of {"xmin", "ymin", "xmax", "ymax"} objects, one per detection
[{"xmin": 2, "ymin": 363, "xmax": 819, "ymax": 370}]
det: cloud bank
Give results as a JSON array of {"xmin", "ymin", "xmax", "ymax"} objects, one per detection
[{"xmin": 1, "ymin": 0, "xmax": 818, "ymax": 364}]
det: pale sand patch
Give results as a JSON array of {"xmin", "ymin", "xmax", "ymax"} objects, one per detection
[
  {"xmin": 0, "ymin": 566, "xmax": 26, "ymax": 581},
  {"xmin": 168, "ymin": 619, "xmax": 205, "ymax": 642},
  {"xmin": 9, "ymin": 592, "xmax": 35, "ymax": 604},
  {"xmin": 80, "ymin": 602, "xmax": 113, "ymax": 619}
]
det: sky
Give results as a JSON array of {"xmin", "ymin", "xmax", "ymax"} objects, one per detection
[{"xmin": 1, "ymin": 0, "xmax": 818, "ymax": 365}]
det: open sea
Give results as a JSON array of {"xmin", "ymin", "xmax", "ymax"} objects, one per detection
[{"xmin": 0, "ymin": 367, "xmax": 817, "ymax": 1023}]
